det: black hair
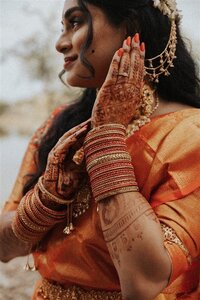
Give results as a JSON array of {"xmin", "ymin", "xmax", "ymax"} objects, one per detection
[{"xmin": 23, "ymin": 0, "xmax": 200, "ymax": 194}]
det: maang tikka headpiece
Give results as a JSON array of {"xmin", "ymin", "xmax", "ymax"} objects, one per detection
[{"xmin": 145, "ymin": 0, "xmax": 181, "ymax": 83}]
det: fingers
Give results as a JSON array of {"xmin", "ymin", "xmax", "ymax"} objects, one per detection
[
  {"xmin": 129, "ymin": 33, "xmax": 145, "ymax": 81},
  {"xmin": 58, "ymin": 119, "xmax": 90, "ymax": 143},
  {"xmin": 105, "ymin": 34, "xmax": 145, "ymax": 86},
  {"xmin": 103, "ymin": 34, "xmax": 145, "ymax": 86},
  {"xmin": 118, "ymin": 37, "xmax": 131, "ymax": 80},
  {"xmin": 55, "ymin": 125, "xmax": 88, "ymax": 155},
  {"xmin": 104, "ymin": 49, "xmax": 122, "ymax": 83},
  {"xmin": 48, "ymin": 125, "xmax": 88, "ymax": 165}
]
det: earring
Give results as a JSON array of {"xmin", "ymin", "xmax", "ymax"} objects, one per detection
[
  {"xmin": 140, "ymin": 84, "xmax": 159, "ymax": 116},
  {"xmin": 126, "ymin": 84, "xmax": 159, "ymax": 136},
  {"xmin": 24, "ymin": 253, "xmax": 37, "ymax": 271}
]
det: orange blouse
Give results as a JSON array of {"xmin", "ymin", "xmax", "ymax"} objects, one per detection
[{"xmin": 3, "ymin": 107, "xmax": 200, "ymax": 299}]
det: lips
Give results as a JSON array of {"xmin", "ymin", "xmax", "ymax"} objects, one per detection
[{"xmin": 64, "ymin": 55, "xmax": 78, "ymax": 70}]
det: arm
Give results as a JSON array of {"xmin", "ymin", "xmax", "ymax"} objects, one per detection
[
  {"xmin": 0, "ymin": 108, "xmax": 63, "ymax": 262},
  {"xmin": 0, "ymin": 135, "xmax": 39, "ymax": 262},
  {"xmin": 6, "ymin": 122, "xmax": 89, "ymax": 247},
  {"xmin": 88, "ymin": 36, "xmax": 172, "ymax": 299},
  {"xmin": 98, "ymin": 187, "xmax": 200, "ymax": 299},
  {"xmin": 83, "ymin": 122, "xmax": 171, "ymax": 299},
  {"xmin": 98, "ymin": 193, "xmax": 171, "ymax": 300},
  {"xmin": 0, "ymin": 211, "xmax": 31, "ymax": 262}
]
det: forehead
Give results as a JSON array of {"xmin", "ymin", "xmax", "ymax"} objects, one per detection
[{"xmin": 63, "ymin": 0, "xmax": 79, "ymax": 17}]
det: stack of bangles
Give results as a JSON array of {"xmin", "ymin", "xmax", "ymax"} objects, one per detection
[
  {"xmin": 83, "ymin": 124, "xmax": 138, "ymax": 202},
  {"xmin": 12, "ymin": 181, "xmax": 68, "ymax": 243}
]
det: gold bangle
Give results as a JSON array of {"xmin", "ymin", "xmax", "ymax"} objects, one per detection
[
  {"xmin": 38, "ymin": 177, "xmax": 74, "ymax": 206},
  {"xmin": 18, "ymin": 202, "xmax": 49, "ymax": 233},
  {"xmin": 161, "ymin": 223, "xmax": 192, "ymax": 265},
  {"xmin": 34, "ymin": 185, "xmax": 67, "ymax": 218},
  {"xmin": 92, "ymin": 179, "xmax": 137, "ymax": 193},
  {"xmin": 12, "ymin": 215, "xmax": 43, "ymax": 243},
  {"xmin": 84, "ymin": 136, "xmax": 125, "ymax": 150},
  {"xmin": 93, "ymin": 123, "xmax": 126, "ymax": 131},
  {"xmin": 86, "ymin": 152, "xmax": 132, "ymax": 171}
]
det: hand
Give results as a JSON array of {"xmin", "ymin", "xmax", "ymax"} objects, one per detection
[
  {"xmin": 42, "ymin": 120, "xmax": 90, "ymax": 201},
  {"xmin": 92, "ymin": 34, "xmax": 145, "ymax": 128}
]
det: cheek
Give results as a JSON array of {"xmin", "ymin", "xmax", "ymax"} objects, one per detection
[
  {"xmin": 90, "ymin": 31, "xmax": 124, "ymax": 75},
  {"xmin": 73, "ymin": 26, "xmax": 88, "ymax": 50},
  {"xmin": 90, "ymin": 44, "xmax": 117, "ymax": 77}
]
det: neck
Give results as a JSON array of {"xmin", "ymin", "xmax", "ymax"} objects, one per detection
[{"xmin": 152, "ymin": 98, "xmax": 193, "ymax": 117}]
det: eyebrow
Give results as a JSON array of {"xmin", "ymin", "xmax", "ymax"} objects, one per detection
[{"xmin": 63, "ymin": 6, "xmax": 83, "ymax": 20}]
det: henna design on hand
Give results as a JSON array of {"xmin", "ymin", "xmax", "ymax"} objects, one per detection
[
  {"xmin": 42, "ymin": 124, "xmax": 89, "ymax": 200},
  {"xmin": 92, "ymin": 35, "xmax": 145, "ymax": 127}
]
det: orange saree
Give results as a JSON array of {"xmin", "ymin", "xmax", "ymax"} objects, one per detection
[{"xmin": 3, "ymin": 107, "xmax": 200, "ymax": 299}]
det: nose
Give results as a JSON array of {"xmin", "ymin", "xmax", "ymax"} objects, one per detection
[{"xmin": 55, "ymin": 33, "xmax": 72, "ymax": 54}]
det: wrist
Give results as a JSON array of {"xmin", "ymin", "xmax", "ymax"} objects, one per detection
[
  {"xmin": 84, "ymin": 124, "xmax": 138, "ymax": 202},
  {"xmin": 39, "ymin": 189, "xmax": 67, "ymax": 211}
]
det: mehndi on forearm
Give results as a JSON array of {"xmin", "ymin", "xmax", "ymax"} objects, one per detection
[{"xmin": 83, "ymin": 124, "xmax": 171, "ymax": 296}]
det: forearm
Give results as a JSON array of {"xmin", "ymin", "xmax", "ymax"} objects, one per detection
[
  {"xmin": 83, "ymin": 124, "xmax": 171, "ymax": 297},
  {"xmin": 98, "ymin": 192, "xmax": 171, "ymax": 299},
  {"xmin": 0, "ymin": 211, "xmax": 31, "ymax": 262}
]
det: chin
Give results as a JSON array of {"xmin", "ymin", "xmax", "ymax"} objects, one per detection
[{"xmin": 65, "ymin": 73, "xmax": 79, "ymax": 87}]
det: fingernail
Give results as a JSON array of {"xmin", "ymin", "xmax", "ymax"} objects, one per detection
[
  {"xmin": 126, "ymin": 36, "xmax": 131, "ymax": 46},
  {"xmin": 117, "ymin": 48, "xmax": 124, "ymax": 57},
  {"xmin": 134, "ymin": 33, "xmax": 140, "ymax": 43},
  {"xmin": 140, "ymin": 42, "xmax": 145, "ymax": 52}
]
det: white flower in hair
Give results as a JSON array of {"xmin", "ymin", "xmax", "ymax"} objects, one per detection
[{"xmin": 152, "ymin": 0, "xmax": 179, "ymax": 19}]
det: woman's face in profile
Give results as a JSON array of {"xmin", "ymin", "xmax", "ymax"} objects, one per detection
[{"xmin": 56, "ymin": 0, "xmax": 126, "ymax": 88}]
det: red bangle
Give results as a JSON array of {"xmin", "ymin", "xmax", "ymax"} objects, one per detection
[{"xmin": 83, "ymin": 124, "xmax": 138, "ymax": 202}]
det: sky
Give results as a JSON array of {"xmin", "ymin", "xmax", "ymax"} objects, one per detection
[{"xmin": 0, "ymin": 0, "xmax": 200, "ymax": 103}]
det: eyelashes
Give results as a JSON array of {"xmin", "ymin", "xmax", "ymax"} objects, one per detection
[{"xmin": 69, "ymin": 18, "xmax": 82, "ymax": 28}]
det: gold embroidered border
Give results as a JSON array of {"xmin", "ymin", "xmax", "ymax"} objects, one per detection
[
  {"xmin": 39, "ymin": 279, "xmax": 122, "ymax": 300},
  {"xmin": 161, "ymin": 223, "xmax": 192, "ymax": 264}
]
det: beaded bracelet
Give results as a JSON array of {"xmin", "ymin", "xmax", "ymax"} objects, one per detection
[{"xmin": 83, "ymin": 124, "xmax": 138, "ymax": 202}]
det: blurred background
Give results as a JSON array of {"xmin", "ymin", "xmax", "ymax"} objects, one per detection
[{"xmin": 0, "ymin": 0, "xmax": 199, "ymax": 299}]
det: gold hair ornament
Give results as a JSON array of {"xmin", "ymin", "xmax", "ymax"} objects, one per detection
[
  {"xmin": 144, "ymin": 0, "xmax": 181, "ymax": 83},
  {"xmin": 59, "ymin": 0, "xmax": 181, "ymax": 85}
]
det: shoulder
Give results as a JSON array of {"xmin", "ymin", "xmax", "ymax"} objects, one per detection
[
  {"xmin": 150, "ymin": 108, "xmax": 200, "ymax": 204},
  {"xmin": 154, "ymin": 108, "xmax": 200, "ymax": 159},
  {"xmin": 127, "ymin": 108, "xmax": 200, "ymax": 205}
]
